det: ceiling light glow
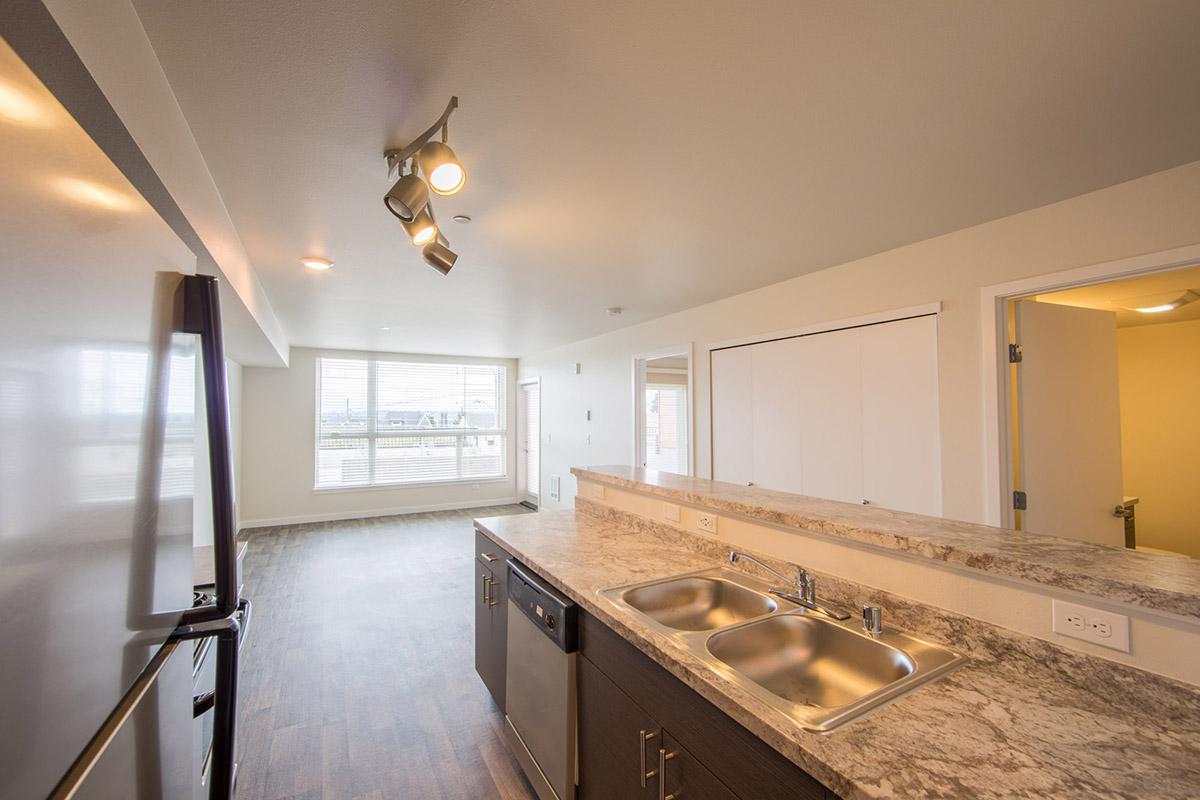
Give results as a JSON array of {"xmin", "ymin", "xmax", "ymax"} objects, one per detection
[
  {"xmin": 301, "ymin": 257, "xmax": 333, "ymax": 271},
  {"xmin": 1134, "ymin": 303, "xmax": 1177, "ymax": 314},
  {"xmin": 0, "ymin": 80, "xmax": 49, "ymax": 126}
]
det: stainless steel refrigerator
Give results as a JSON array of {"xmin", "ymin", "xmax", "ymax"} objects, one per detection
[{"xmin": 0, "ymin": 6, "xmax": 245, "ymax": 799}]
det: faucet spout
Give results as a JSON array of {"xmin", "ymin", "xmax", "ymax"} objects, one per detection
[{"xmin": 729, "ymin": 550, "xmax": 851, "ymax": 621}]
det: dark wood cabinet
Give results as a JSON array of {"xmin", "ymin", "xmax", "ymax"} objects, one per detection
[
  {"xmin": 578, "ymin": 609, "xmax": 836, "ymax": 800},
  {"xmin": 659, "ymin": 731, "xmax": 739, "ymax": 800},
  {"xmin": 578, "ymin": 656, "xmax": 657, "ymax": 800},
  {"xmin": 473, "ymin": 530, "xmax": 511, "ymax": 710}
]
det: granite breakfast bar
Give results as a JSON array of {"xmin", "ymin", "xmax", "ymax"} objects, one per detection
[{"xmin": 474, "ymin": 503, "xmax": 1200, "ymax": 799}]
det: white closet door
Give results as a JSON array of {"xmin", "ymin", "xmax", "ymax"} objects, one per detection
[
  {"xmin": 796, "ymin": 328, "xmax": 864, "ymax": 504},
  {"xmin": 860, "ymin": 315, "xmax": 942, "ymax": 515},
  {"xmin": 750, "ymin": 338, "xmax": 804, "ymax": 494},
  {"xmin": 711, "ymin": 346, "xmax": 755, "ymax": 485}
]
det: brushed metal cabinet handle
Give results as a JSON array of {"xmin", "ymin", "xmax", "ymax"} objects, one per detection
[
  {"xmin": 486, "ymin": 577, "xmax": 499, "ymax": 607},
  {"xmin": 658, "ymin": 748, "xmax": 677, "ymax": 800},
  {"xmin": 481, "ymin": 573, "xmax": 490, "ymax": 606},
  {"xmin": 639, "ymin": 730, "xmax": 658, "ymax": 787},
  {"xmin": 479, "ymin": 552, "xmax": 498, "ymax": 563}
]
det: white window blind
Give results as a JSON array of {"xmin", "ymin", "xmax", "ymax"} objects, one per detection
[{"xmin": 316, "ymin": 358, "xmax": 506, "ymax": 489}]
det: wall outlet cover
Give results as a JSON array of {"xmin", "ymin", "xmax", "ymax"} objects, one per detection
[
  {"xmin": 663, "ymin": 502, "xmax": 681, "ymax": 522},
  {"xmin": 696, "ymin": 512, "xmax": 717, "ymax": 534},
  {"xmin": 1051, "ymin": 599, "xmax": 1130, "ymax": 652}
]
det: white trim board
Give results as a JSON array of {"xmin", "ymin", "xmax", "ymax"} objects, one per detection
[
  {"xmin": 705, "ymin": 302, "xmax": 942, "ymax": 352},
  {"xmin": 978, "ymin": 242, "xmax": 1200, "ymax": 528},
  {"xmin": 239, "ymin": 496, "xmax": 521, "ymax": 530}
]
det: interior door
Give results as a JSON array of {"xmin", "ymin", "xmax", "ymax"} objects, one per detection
[
  {"xmin": 860, "ymin": 315, "xmax": 942, "ymax": 515},
  {"xmin": 795, "ymin": 329, "xmax": 864, "ymax": 504},
  {"xmin": 750, "ymin": 338, "xmax": 804, "ymax": 494},
  {"xmin": 1014, "ymin": 300, "xmax": 1126, "ymax": 546},
  {"xmin": 519, "ymin": 382, "xmax": 539, "ymax": 507}
]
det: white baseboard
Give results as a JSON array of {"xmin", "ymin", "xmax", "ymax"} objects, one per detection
[{"xmin": 239, "ymin": 497, "xmax": 521, "ymax": 531}]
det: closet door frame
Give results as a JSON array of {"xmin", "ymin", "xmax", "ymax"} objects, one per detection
[{"xmin": 706, "ymin": 302, "xmax": 941, "ymax": 492}]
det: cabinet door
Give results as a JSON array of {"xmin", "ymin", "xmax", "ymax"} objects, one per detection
[
  {"xmin": 658, "ymin": 732, "xmax": 738, "ymax": 800},
  {"xmin": 474, "ymin": 560, "xmax": 500, "ymax": 705},
  {"xmin": 488, "ymin": 557, "xmax": 508, "ymax": 709},
  {"xmin": 578, "ymin": 656, "xmax": 657, "ymax": 800}
]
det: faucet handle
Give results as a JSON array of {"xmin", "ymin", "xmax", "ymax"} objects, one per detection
[
  {"xmin": 796, "ymin": 570, "xmax": 815, "ymax": 601},
  {"xmin": 862, "ymin": 606, "xmax": 883, "ymax": 636}
]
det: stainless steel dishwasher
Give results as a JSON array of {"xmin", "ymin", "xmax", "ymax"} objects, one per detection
[{"xmin": 504, "ymin": 560, "xmax": 578, "ymax": 800}]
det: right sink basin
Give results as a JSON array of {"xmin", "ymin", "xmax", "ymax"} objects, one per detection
[{"xmin": 706, "ymin": 613, "xmax": 915, "ymax": 709}]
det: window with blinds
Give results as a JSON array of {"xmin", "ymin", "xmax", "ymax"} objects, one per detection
[{"xmin": 316, "ymin": 357, "xmax": 507, "ymax": 489}]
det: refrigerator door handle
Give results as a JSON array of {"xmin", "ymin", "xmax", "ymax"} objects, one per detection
[{"xmin": 179, "ymin": 274, "xmax": 239, "ymax": 625}]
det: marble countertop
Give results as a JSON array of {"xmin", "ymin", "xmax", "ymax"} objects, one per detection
[
  {"xmin": 475, "ymin": 508, "xmax": 1200, "ymax": 800},
  {"xmin": 573, "ymin": 466, "xmax": 1200, "ymax": 621}
]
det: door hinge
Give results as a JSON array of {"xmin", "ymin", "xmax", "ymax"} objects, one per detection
[
  {"xmin": 1013, "ymin": 490, "xmax": 1028, "ymax": 510},
  {"xmin": 1008, "ymin": 344, "xmax": 1023, "ymax": 363}
]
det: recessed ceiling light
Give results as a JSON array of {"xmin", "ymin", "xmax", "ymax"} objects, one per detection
[
  {"xmin": 380, "ymin": 326, "xmax": 390, "ymax": 331},
  {"xmin": 1116, "ymin": 289, "xmax": 1198, "ymax": 313},
  {"xmin": 301, "ymin": 257, "xmax": 333, "ymax": 271},
  {"xmin": 453, "ymin": 215, "xmax": 472, "ymax": 224},
  {"xmin": 605, "ymin": 307, "xmax": 623, "ymax": 317}
]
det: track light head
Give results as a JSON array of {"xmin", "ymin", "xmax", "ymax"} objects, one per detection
[
  {"xmin": 417, "ymin": 141, "xmax": 466, "ymax": 195},
  {"xmin": 400, "ymin": 206, "xmax": 438, "ymax": 246},
  {"xmin": 422, "ymin": 235, "xmax": 458, "ymax": 275},
  {"xmin": 384, "ymin": 173, "xmax": 429, "ymax": 222}
]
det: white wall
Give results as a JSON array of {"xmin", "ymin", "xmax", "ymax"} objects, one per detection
[
  {"xmin": 240, "ymin": 348, "xmax": 518, "ymax": 527},
  {"xmin": 519, "ymin": 160, "xmax": 1200, "ymax": 521}
]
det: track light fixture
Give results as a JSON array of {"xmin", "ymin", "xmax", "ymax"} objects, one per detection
[
  {"xmin": 384, "ymin": 172, "xmax": 429, "ymax": 222},
  {"xmin": 384, "ymin": 96, "xmax": 466, "ymax": 274},
  {"xmin": 401, "ymin": 205, "xmax": 438, "ymax": 247},
  {"xmin": 422, "ymin": 233, "xmax": 458, "ymax": 275}
]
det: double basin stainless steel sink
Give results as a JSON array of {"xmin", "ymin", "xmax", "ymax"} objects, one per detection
[{"xmin": 599, "ymin": 567, "xmax": 966, "ymax": 732}]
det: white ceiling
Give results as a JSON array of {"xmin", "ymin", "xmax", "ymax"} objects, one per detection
[{"xmin": 132, "ymin": 0, "xmax": 1200, "ymax": 359}]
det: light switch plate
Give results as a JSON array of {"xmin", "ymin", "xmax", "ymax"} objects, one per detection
[
  {"xmin": 1051, "ymin": 599, "xmax": 1130, "ymax": 652},
  {"xmin": 662, "ymin": 502, "xmax": 680, "ymax": 522}
]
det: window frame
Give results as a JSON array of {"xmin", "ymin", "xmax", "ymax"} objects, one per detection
[{"xmin": 313, "ymin": 356, "xmax": 508, "ymax": 491}]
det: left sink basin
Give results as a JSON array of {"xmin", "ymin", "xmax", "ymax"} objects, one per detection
[{"xmin": 618, "ymin": 574, "xmax": 778, "ymax": 631}]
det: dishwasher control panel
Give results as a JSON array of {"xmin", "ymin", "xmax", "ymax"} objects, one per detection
[{"xmin": 507, "ymin": 560, "xmax": 577, "ymax": 652}]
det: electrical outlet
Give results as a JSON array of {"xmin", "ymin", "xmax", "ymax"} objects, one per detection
[
  {"xmin": 1051, "ymin": 599, "xmax": 1129, "ymax": 652},
  {"xmin": 582, "ymin": 482, "xmax": 605, "ymax": 501},
  {"xmin": 696, "ymin": 512, "xmax": 717, "ymax": 534},
  {"xmin": 662, "ymin": 502, "xmax": 680, "ymax": 522}
]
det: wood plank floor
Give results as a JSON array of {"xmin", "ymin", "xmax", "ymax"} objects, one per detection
[{"xmin": 233, "ymin": 505, "xmax": 537, "ymax": 800}]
